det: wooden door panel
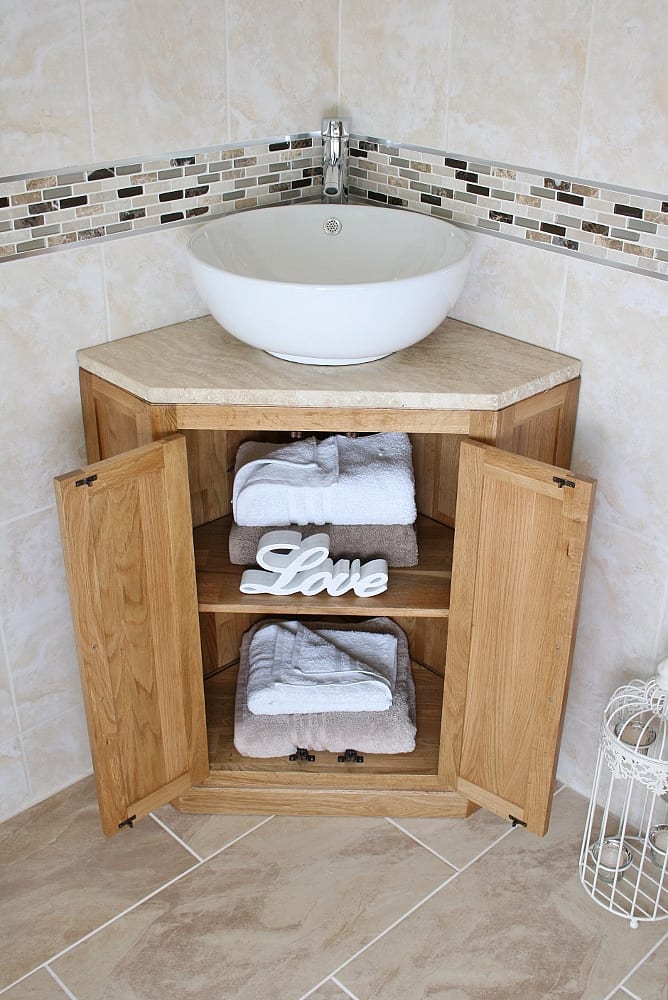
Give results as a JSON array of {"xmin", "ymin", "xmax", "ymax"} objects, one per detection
[
  {"xmin": 445, "ymin": 440, "xmax": 595, "ymax": 834},
  {"xmin": 55, "ymin": 436, "xmax": 208, "ymax": 835}
]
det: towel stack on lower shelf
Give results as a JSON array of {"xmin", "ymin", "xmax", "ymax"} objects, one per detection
[
  {"xmin": 229, "ymin": 433, "xmax": 419, "ymax": 567},
  {"xmin": 234, "ymin": 617, "xmax": 417, "ymax": 757}
]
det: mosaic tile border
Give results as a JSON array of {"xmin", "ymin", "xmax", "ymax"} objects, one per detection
[
  {"xmin": 349, "ymin": 136, "xmax": 667, "ymax": 279},
  {"xmin": 0, "ymin": 134, "xmax": 323, "ymax": 259},
  {"xmin": 0, "ymin": 131, "xmax": 665, "ymax": 280}
]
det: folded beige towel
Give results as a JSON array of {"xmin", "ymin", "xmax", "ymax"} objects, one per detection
[
  {"xmin": 229, "ymin": 521, "xmax": 418, "ymax": 567},
  {"xmin": 234, "ymin": 617, "xmax": 416, "ymax": 757}
]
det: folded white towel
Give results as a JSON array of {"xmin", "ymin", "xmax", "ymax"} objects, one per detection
[
  {"xmin": 233, "ymin": 433, "xmax": 416, "ymax": 527},
  {"xmin": 246, "ymin": 621, "xmax": 398, "ymax": 715}
]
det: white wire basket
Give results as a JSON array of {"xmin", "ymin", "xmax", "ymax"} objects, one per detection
[{"xmin": 579, "ymin": 660, "xmax": 668, "ymax": 928}]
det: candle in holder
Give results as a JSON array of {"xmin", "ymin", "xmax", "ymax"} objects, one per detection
[
  {"xmin": 614, "ymin": 719, "xmax": 657, "ymax": 755},
  {"xmin": 590, "ymin": 838, "xmax": 633, "ymax": 883},
  {"xmin": 649, "ymin": 825, "xmax": 668, "ymax": 868}
]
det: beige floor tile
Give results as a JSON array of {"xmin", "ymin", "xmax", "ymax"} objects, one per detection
[
  {"xmin": 52, "ymin": 816, "xmax": 453, "ymax": 999},
  {"xmin": 337, "ymin": 789, "xmax": 667, "ymax": 1000},
  {"xmin": 622, "ymin": 938, "xmax": 668, "ymax": 998},
  {"xmin": 151, "ymin": 803, "xmax": 272, "ymax": 859},
  {"xmin": 390, "ymin": 806, "xmax": 513, "ymax": 868},
  {"xmin": 306, "ymin": 981, "xmax": 354, "ymax": 1000},
  {"xmin": 1, "ymin": 969, "xmax": 69, "ymax": 999},
  {"xmin": 0, "ymin": 777, "xmax": 196, "ymax": 990}
]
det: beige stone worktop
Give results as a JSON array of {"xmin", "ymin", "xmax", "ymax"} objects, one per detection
[{"xmin": 77, "ymin": 314, "xmax": 580, "ymax": 410}]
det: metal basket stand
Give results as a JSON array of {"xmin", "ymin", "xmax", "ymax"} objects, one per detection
[{"xmin": 579, "ymin": 658, "xmax": 668, "ymax": 929}]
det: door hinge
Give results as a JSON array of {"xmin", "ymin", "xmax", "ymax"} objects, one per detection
[
  {"xmin": 75, "ymin": 474, "xmax": 98, "ymax": 488},
  {"xmin": 552, "ymin": 476, "xmax": 575, "ymax": 489},
  {"xmin": 509, "ymin": 815, "xmax": 527, "ymax": 828},
  {"xmin": 337, "ymin": 749, "xmax": 364, "ymax": 763},
  {"xmin": 288, "ymin": 748, "xmax": 315, "ymax": 762},
  {"xmin": 118, "ymin": 814, "xmax": 137, "ymax": 830}
]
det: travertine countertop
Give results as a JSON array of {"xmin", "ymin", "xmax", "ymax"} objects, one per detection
[{"xmin": 77, "ymin": 315, "xmax": 580, "ymax": 411}]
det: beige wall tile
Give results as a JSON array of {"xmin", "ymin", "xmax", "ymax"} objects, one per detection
[
  {"xmin": 0, "ymin": 640, "xmax": 18, "ymax": 742},
  {"xmin": 450, "ymin": 233, "xmax": 567, "ymax": 349},
  {"xmin": 562, "ymin": 516, "xmax": 668, "ymax": 788},
  {"xmin": 0, "ymin": 509, "xmax": 83, "ymax": 733},
  {"xmin": 0, "ymin": 248, "xmax": 108, "ymax": 521},
  {"xmin": 0, "ymin": 736, "xmax": 30, "ymax": 824},
  {"xmin": 340, "ymin": 0, "xmax": 452, "ymax": 147},
  {"xmin": 560, "ymin": 260, "xmax": 668, "ymax": 546},
  {"xmin": 227, "ymin": 0, "xmax": 338, "ymax": 138},
  {"xmin": 0, "ymin": 0, "xmax": 91, "ymax": 175},
  {"xmin": 448, "ymin": 0, "xmax": 591, "ymax": 173},
  {"xmin": 103, "ymin": 228, "xmax": 207, "ymax": 341},
  {"xmin": 578, "ymin": 0, "xmax": 668, "ymax": 191},
  {"xmin": 83, "ymin": 0, "xmax": 228, "ymax": 161},
  {"xmin": 22, "ymin": 706, "xmax": 92, "ymax": 802}
]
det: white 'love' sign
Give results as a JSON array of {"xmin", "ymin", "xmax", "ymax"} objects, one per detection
[{"xmin": 239, "ymin": 530, "xmax": 389, "ymax": 598}]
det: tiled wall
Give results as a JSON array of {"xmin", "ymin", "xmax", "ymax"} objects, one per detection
[
  {"xmin": 2, "ymin": 0, "xmax": 667, "ymax": 827},
  {"xmin": 350, "ymin": 139, "xmax": 668, "ymax": 279},
  {"xmin": 2, "ymin": 133, "xmax": 666, "ymax": 282},
  {"xmin": 0, "ymin": 137, "xmax": 323, "ymax": 259}
]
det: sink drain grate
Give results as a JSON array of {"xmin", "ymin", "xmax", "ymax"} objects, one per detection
[{"xmin": 323, "ymin": 217, "xmax": 342, "ymax": 236}]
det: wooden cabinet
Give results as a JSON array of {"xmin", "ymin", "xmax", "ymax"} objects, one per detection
[{"xmin": 55, "ymin": 320, "xmax": 595, "ymax": 837}]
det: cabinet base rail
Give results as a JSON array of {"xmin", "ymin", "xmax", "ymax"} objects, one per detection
[{"xmin": 172, "ymin": 784, "xmax": 479, "ymax": 819}]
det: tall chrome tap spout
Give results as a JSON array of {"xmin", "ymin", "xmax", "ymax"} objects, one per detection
[{"xmin": 321, "ymin": 118, "xmax": 349, "ymax": 203}]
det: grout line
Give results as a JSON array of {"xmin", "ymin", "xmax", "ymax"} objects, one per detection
[
  {"xmin": 0, "ymin": 813, "xmax": 277, "ymax": 996},
  {"xmin": 77, "ymin": 0, "xmax": 96, "ymax": 163},
  {"xmin": 0, "ymin": 859, "xmax": 201, "ymax": 995},
  {"xmin": 384, "ymin": 816, "xmax": 462, "ymax": 870},
  {"xmin": 330, "ymin": 975, "xmax": 361, "ymax": 999},
  {"xmin": 148, "ymin": 811, "xmax": 205, "ymax": 862},
  {"xmin": 297, "ymin": 821, "xmax": 517, "ymax": 1000},
  {"xmin": 554, "ymin": 253, "xmax": 570, "ymax": 354},
  {"xmin": 619, "ymin": 988, "xmax": 642, "ymax": 1000},
  {"xmin": 573, "ymin": 0, "xmax": 597, "ymax": 180},
  {"xmin": 198, "ymin": 814, "xmax": 276, "ymax": 863},
  {"xmin": 46, "ymin": 965, "xmax": 79, "ymax": 999},
  {"xmin": 604, "ymin": 925, "xmax": 668, "ymax": 1000},
  {"xmin": 224, "ymin": 0, "xmax": 231, "ymax": 143},
  {"xmin": 337, "ymin": 0, "xmax": 343, "ymax": 113},
  {"xmin": 294, "ymin": 870, "xmax": 458, "ymax": 1000}
]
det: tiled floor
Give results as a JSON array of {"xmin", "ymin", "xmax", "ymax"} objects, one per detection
[{"xmin": 1, "ymin": 780, "xmax": 666, "ymax": 999}]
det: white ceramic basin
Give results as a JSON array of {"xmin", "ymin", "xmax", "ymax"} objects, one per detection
[{"xmin": 187, "ymin": 203, "xmax": 472, "ymax": 365}]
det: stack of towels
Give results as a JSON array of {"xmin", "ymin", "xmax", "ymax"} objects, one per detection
[
  {"xmin": 228, "ymin": 432, "xmax": 419, "ymax": 567},
  {"xmin": 234, "ymin": 617, "xmax": 416, "ymax": 757}
]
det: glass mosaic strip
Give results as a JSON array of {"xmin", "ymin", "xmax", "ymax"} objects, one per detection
[
  {"xmin": 1, "ymin": 131, "xmax": 665, "ymax": 280},
  {"xmin": 349, "ymin": 137, "xmax": 667, "ymax": 279},
  {"xmin": 0, "ymin": 134, "xmax": 323, "ymax": 260}
]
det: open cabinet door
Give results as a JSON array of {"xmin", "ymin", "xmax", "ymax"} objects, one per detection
[
  {"xmin": 54, "ymin": 435, "xmax": 209, "ymax": 836},
  {"xmin": 445, "ymin": 440, "xmax": 595, "ymax": 835}
]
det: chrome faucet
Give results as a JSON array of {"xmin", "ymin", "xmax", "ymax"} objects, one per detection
[{"xmin": 321, "ymin": 118, "xmax": 349, "ymax": 203}]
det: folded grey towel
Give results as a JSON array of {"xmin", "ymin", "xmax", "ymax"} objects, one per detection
[
  {"xmin": 229, "ymin": 521, "xmax": 418, "ymax": 567},
  {"xmin": 234, "ymin": 617, "xmax": 416, "ymax": 757}
]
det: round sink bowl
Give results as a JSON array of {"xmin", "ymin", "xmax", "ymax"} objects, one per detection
[{"xmin": 187, "ymin": 203, "xmax": 472, "ymax": 365}]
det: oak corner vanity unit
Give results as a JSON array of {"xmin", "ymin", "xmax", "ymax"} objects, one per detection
[{"xmin": 55, "ymin": 315, "xmax": 595, "ymax": 838}]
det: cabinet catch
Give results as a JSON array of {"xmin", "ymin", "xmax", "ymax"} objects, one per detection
[
  {"xmin": 118, "ymin": 814, "xmax": 137, "ymax": 830},
  {"xmin": 552, "ymin": 476, "xmax": 575, "ymax": 489},
  {"xmin": 289, "ymin": 748, "xmax": 315, "ymax": 762},
  {"xmin": 509, "ymin": 815, "xmax": 527, "ymax": 828},
  {"xmin": 338, "ymin": 749, "xmax": 364, "ymax": 763},
  {"xmin": 75, "ymin": 474, "xmax": 98, "ymax": 488}
]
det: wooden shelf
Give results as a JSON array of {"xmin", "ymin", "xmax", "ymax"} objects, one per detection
[
  {"xmin": 194, "ymin": 514, "xmax": 453, "ymax": 617},
  {"xmin": 204, "ymin": 661, "xmax": 444, "ymax": 786}
]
